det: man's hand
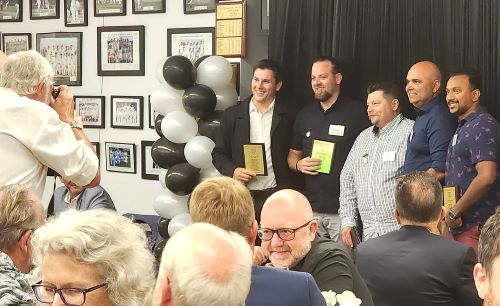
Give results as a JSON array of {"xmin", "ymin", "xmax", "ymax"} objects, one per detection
[
  {"xmin": 341, "ymin": 226, "xmax": 354, "ymax": 249},
  {"xmin": 296, "ymin": 157, "xmax": 321, "ymax": 175},
  {"xmin": 253, "ymin": 246, "xmax": 268, "ymax": 265},
  {"xmin": 50, "ymin": 85, "xmax": 74, "ymax": 123},
  {"xmin": 445, "ymin": 215, "xmax": 463, "ymax": 229},
  {"xmin": 233, "ymin": 168, "xmax": 256, "ymax": 184}
]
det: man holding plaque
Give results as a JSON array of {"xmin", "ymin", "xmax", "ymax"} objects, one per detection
[
  {"xmin": 444, "ymin": 68, "xmax": 500, "ymax": 254},
  {"xmin": 288, "ymin": 56, "xmax": 370, "ymax": 240},
  {"xmin": 212, "ymin": 59, "xmax": 296, "ymax": 223},
  {"xmin": 339, "ymin": 81, "xmax": 414, "ymax": 247}
]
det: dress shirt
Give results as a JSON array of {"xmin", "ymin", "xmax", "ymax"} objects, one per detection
[{"xmin": 64, "ymin": 190, "xmax": 81, "ymax": 209}]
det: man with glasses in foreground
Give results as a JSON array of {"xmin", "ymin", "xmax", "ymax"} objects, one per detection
[{"xmin": 259, "ymin": 189, "xmax": 373, "ymax": 306}]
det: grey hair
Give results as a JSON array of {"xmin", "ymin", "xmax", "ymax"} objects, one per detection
[
  {"xmin": 0, "ymin": 50, "xmax": 54, "ymax": 95},
  {"xmin": 31, "ymin": 209, "xmax": 156, "ymax": 306}
]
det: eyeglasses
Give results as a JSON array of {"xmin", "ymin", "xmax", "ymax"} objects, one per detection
[
  {"xmin": 32, "ymin": 281, "xmax": 107, "ymax": 306},
  {"xmin": 258, "ymin": 220, "xmax": 313, "ymax": 241}
]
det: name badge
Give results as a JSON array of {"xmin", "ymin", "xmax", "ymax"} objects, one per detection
[
  {"xmin": 382, "ymin": 151, "xmax": 396, "ymax": 162},
  {"xmin": 329, "ymin": 125, "xmax": 345, "ymax": 136},
  {"xmin": 452, "ymin": 134, "xmax": 458, "ymax": 146}
]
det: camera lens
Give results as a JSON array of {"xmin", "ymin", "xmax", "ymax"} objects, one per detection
[{"xmin": 52, "ymin": 87, "xmax": 60, "ymax": 99}]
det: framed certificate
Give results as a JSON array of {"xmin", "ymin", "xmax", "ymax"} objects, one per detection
[
  {"xmin": 311, "ymin": 139, "xmax": 335, "ymax": 174},
  {"xmin": 243, "ymin": 143, "xmax": 267, "ymax": 176}
]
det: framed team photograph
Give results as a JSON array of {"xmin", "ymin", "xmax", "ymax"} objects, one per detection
[
  {"xmin": 183, "ymin": 0, "xmax": 215, "ymax": 14},
  {"xmin": 94, "ymin": 0, "xmax": 125, "ymax": 16},
  {"xmin": 64, "ymin": 0, "xmax": 88, "ymax": 26},
  {"xmin": 111, "ymin": 95, "xmax": 143, "ymax": 129},
  {"xmin": 105, "ymin": 142, "xmax": 136, "ymax": 174},
  {"xmin": 75, "ymin": 96, "xmax": 105, "ymax": 128},
  {"xmin": 167, "ymin": 27, "xmax": 215, "ymax": 64},
  {"xmin": 97, "ymin": 25, "xmax": 145, "ymax": 76},
  {"xmin": 141, "ymin": 141, "xmax": 162, "ymax": 180},
  {"xmin": 91, "ymin": 142, "xmax": 100, "ymax": 162},
  {"xmin": 148, "ymin": 95, "xmax": 159, "ymax": 128},
  {"xmin": 30, "ymin": 0, "xmax": 59, "ymax": 19},
  {"xmin": 132, "ymin": 0, "xmax": 165, "ymax": 14},
  {"xmin": 0, "ymin": 0, "xmax": 22, "ymax": 22},
  {"xmin": 36, "ymin": 32, "xmax": 82, "ymax": 86},
  {"xmin": 2, "ymin": 33, "xmax": 31, "ymax": 55}
]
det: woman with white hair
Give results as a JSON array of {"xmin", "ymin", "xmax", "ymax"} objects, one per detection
[{"xmin": 30, "ymin": 209, "xmax": 155, "ymax": 306}]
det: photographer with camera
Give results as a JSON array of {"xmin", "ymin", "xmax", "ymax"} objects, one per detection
[{"xmin": 0, "ymin": 50, "xmax": 100, "ymax": 199}]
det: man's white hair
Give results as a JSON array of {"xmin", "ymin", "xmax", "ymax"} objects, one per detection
[
  {"xmin": 156, "ymin": 223, "xmax": 252, "ymax": 306},
  {"xmin": 0, "ymin": 50, "xmax": 54, "ymax": 95}
]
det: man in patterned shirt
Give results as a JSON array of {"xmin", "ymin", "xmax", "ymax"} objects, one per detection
[
  {"xmin": 339, "ymin": 82, "xmax": 414, "ymax": 247},
  {"xmin": 444, "ymin": 68, "xmax": 500, "ymax": 254}
]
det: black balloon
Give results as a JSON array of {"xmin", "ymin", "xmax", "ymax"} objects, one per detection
[
  {"xmin": 157, "ymin": 217, "xmax": 170, "ymax": 239},
  {"xmin": 154, "ymin": 114, "xmax": 164, "ymax": 138},
  {"xmin": 153, "ymin": 239, "xmax": 168, "ymax": 262},
  {"xmin": 182, "ymin": 84, "xmax": 217, "ymax": 119},
  {"xmin": 194, "ymin": 55, "xmax": 210, "ymax": 68},
  {"xmin": 165, "ymin": 163, "xmax": 200, "ymax": 196},
  {"xmin": 151, "ymin": 138, "xmax": 186, "ymax": 169},
  {"xmin": 197, "ymin": 110, "xmax": 223, "ymax": 141},
  {"xmin": 163, "ymin": 56, "xmax": 197, "ymax": 90}
]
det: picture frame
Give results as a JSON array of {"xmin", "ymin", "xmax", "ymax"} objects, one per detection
[
  {"xmin": 64, "ymin": 0, "xmax": 88, "ymax": 26},
  {"xmin": 132, "ymin": 0, "xmax": 165, "ymax": 14},
  {"xmin": 0, "ymin": 0, "xmax": 22, "ymax": 22},
  {"xmin": 75, "ymin": 96, "xmax": 105, "ymax": 128},
  {"xmin": 111, "ymin": 95, "xmax": 144, "ymax": 129},
  {"xmin": 141, "ymin": 141, "xmax": 162, "ymax": 180},
  {"xmin": 148, "ymin": 95, "xmax": 159, "ymax": 129},
  {"xmin": 91, "ymin": 142, "xmax": 100, "ymax": 162},
  {"xmin": 105, "ymin": 142, "xmax": 136, "ymax": 174},
  {"xmin": 261, "ymin": 0, "xmax": 269, "ymax": 32},
  {"xmin": 2, "ymin": 33, "xmax": 31, "ymax": 55},
  {"xmin": 183, "ymin": 0, "xmax": 215, "ymax": 14},
  {"xmin": 167, "ymin": 27, "xmax": 215, "ymax": 64},
  {"xmin": 94, "ymin": 0, "xmax": 125, "ymax": 16},
  {"xmin": 36, "ymin": 32, "xmax": 83, "ymax": 86},
  {"xmin": 30, "ymin": 0, "xmax": 60, "ymax": 19},
  {"xmin": 229, "ymin": 61, "xmax": 240, "ymax": 96},
  {"xmin": 97, "ymin": 26, "xmax": 145, "ymax": 76}
]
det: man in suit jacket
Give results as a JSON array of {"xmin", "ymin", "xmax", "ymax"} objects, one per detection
[
  {"xmin": 356, "ymin": 171, "xmax": 482, "ymax": 306},
  {"xmin": 189, "ymin": 177, "xmax": 327, "ymax": 306},
  {"xmin": 212, "ymin": 59, "xmax": 296, "ymax": 223}
]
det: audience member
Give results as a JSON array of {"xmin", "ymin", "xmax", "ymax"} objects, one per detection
[
  {"xmin": 356, "ymin": 171, "xmax": 482, "ymax": 306},
  {"xmin": 259, "ymin": 189, "xmax": 373, "ymax": 305},
  {"xmin": 31, "ymin": 209, "xmax": 155, "ymax": 306},
  {"xmin": 0, "ymin": 50, "xmax": 99, "ymax": 198},
  {"xmin": 189, "ymin": 176, "xmax": 327, "ymax": 306},
  {"xmin": 288, "ymin": 56, "xmax": 370, "ymax": 240},
  {"xmin": 0, "ymin": 184, "xmax": 45, "ymax": 305},
  {"xmin": 339, "ymin": 81, "xmax": 414, "ymax": 246},
  {"xmin": 444, "ymin": 68, "xmax": 500, "ymax": 253},
  {"xmin": 154, "ymin": 222, "xmax": 252, "ymax": 306}
]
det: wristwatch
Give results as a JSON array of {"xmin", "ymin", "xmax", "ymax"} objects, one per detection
[
  {"xmin": 448, "ymin": 209, "xmax": 459, "ymax": 220},
  {"xmin": 69, "ymin": 116, "xmax": 83, "ymax": 130}
]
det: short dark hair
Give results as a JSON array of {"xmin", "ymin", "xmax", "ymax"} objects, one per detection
[
  {"xmin": 449, "ymin": 68, "xmax": 482, "ymax": 91},
  {"xmin": 395, "ymin": 171, "xmax": 443, "ymax": 223},
  {"xmin": 478, "ymin": 207, "xmax": 500, "ymax": 276},
  {"xmin": 313, "ymin": 56, "xmax": 341, "ymax": 74},
  {"xmin": 253, "ymin": 59, "xmax": 283, "ymax": 83},
  {"xmin": 367, "ymin": 81, "xmax": 404, "ymax": 103}
]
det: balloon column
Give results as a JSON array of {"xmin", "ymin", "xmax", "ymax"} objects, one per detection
[{"xmin": 150, "ymin": 55, "xmax": 238, "ymax": 237}]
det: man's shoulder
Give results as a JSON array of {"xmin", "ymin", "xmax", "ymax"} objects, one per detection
[{"xmin": 252, "ymin": 265, "xmax": 312, "ymax": 283}]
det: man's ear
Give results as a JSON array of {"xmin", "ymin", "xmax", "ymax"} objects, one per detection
[
  {"xmin": 432, "ymin": 79, "xmax": 441, "ymax": 94},
  {"xmin": 394, "ymin": 209, "xmax": 401, "ymax": 225},
  {"xmin": 247, "ymin": 220, "xmax": 258, "ymax": 246},
  {"xmin": 275, "ymin": 80, "xmax": 283, "ymax": 92},
  {"xmin": 335, "ymin": 73, "xmax": 343, "ymax": 85},
  {"xmin": 18, "ymin": 229, "xmax": 32, "ymax": 254},
  {"xmin": 473, "ymin": 263, "xmax": 488, "ymax": 299},
  {"xmin": 159, "ymin": 277, "xmax": 173, "ymax": 306}
]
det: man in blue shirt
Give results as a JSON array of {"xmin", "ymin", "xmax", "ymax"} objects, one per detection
[{"xmin": 404, "ymin": 61, "xmax": 457, "ymax": 182}]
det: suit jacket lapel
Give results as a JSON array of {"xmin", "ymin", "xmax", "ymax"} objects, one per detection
[
  {"xmin": 235, "ymin": 99, "xmax": 250, "ymax": 143},
  {"xmin": 271, "ymin": 97, "xmax": 286, "ymax": 136}
]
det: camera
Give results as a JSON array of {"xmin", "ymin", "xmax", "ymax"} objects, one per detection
[{"xmin": 51, "ymin": 87, "xmax": 60, "ymax": 99}]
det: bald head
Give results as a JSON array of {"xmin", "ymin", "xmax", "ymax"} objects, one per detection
[
  {"xmin": 406, "ymin": 61, "xmax": 442, "ymax": 109},
  {"xmin": 262, "ymin": 189, "xmax": 313, "ymax": 222}
]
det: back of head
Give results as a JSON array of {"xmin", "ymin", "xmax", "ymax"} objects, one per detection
[
  {"xmin": 478, "ymin": 207, "xmax": 500, "ymax": 276},
  {"xmin": 0, "ymin": 50, "xmax": 54, "ymax": 95},
  {"xmin": 157, "ymin": 223, "xmax": 252, "ymax": 306},
  {"xmin": 189, "ymin": 177, "xmax": 254, "ymax": 237},
  {"xmin": 31, "ymin": 209, "xmax": 155, "ymax": 306},
  {"xmin": 253, "ymin": 59, "xmax": 282, "ymax": 83},
  {"xmin": 395, "ymin": 171, "xmax": 443, "ymax": 223}
]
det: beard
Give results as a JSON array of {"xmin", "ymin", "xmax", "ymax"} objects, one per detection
[
  {"xmin": 314, "ymin": 89, "xmax": 333, "ymax": 102},
  {"xmin": 268, "ymin": 240, "xmax": 312, "ymax": 269}
]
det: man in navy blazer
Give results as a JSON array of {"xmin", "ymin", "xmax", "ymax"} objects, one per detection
[
  {"xmin": 356, "ymin": 171, "xmax": 482, "ymax": 306},
  {"xmin": 189, "ymin": 176, "xmax": 327, "ymax": 306}
]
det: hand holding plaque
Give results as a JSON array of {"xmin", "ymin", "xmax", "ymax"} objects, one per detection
[
  {"xmin": 243, "ymin": 143, "xmax": 267, "ymax": 176},
  {"xmin": 442, "ymin": 186, "xmax": 460, "ymax": 210}
]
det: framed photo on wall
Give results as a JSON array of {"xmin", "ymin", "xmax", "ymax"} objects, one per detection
[
  {"xmin": 167, "ymin": 27, "xmax": 215, "ymax": 64},
  {"xmin": 2, "ymin": 33, "xmax": 31, "ymax": 55},
  {"xmin": 64, "ymin": 0, "xmax": 88, "ymax": 26},
  {"xmin": 183, "ymin": 0, "xmax": 215, "ymax": 14},
  {"xmin": 36, "ymin": 32, "xmax": 82, "ymax": 86},
  {"xmin": 91, "ymin": 142, "xmax": 100, "ymax": 162},
  {"xmin": 141, "ymin": 141, "xmax": 162, "ymax": 180},
  {"xmin": 105, "ymin": 142, "xmax": 136, "ymax": 173},
  {"xmin": 94, "ymin": 0, "xmax": 125, "ymax": 16},
  {"xmin": 132, "ymin": 0, "xmax": 165, "ymax": 14},
  {"xmin": 0, "ymin": 0, "xmax": 22, "ymax": 22},
  {"xmin": 75, "ymin": 96, "xmax": 105, "ymax": 128},
  {"xmin": 30, "ymin": 0, "xmax": 60, "ymax": 19},
  {"xmin": 97, "ymin": 25, "xmax": 145, "ymax": 76},
  {"xmin": 148, "ymin": 95, "xmax": 159, "ymax": 129},
  {"xmin": 111, "ymin": 95, "xmax": 144, "ymax": 129}
]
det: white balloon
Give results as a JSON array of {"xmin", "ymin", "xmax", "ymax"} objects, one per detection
[
  {"xmin": 184, "ymin": 136, "xmax": 215, "ymax": 169},
  {"xmin": 161, "ymin": 111, "xmax": 198, "ymax": 144},
  {"xmin": 200, "ymin": 166, "xmax": 222, "ymax": 181},
  {"xmin": 214, "ymin": 84, "xmax": 238, "ymax": 111},
  {"xmin": 197, "ymin": 56, "xmax": 233, "ymax": 90},
  {"xmin": 158, "ymin": 169, "xmax": 168, "ymax": 189},
  {"xmin": 153, "ymin": 189, "xmax": 189, "ymax": 219},
  {"xmin": 155, "ymin": 57, "xmax": 168, "ymax": 84},
  {"xmin": 150, "ymin": 84, "xmax": 184, "ymax": 116},
  {"xmin": 168, "ymin": 213, "xmax": 192, "ymax": 237}
]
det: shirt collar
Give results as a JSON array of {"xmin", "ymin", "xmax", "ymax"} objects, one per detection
[
  {"xmin": 459, "ymin": 107, "xmax": 486, "ymax": 125},
  {"xmin": 64, "ymin": 189, "xmax": 82, "ymax": 205},
  {"xmin": 372, "ymin": 113, "xmax": 404, "ymax": 135},
  {"xmin": 249, "ymin": 97, "xmax": 275, "ymax": 114},
  {"xmin": 416, "ymin": 95, "xmax": 441, "ymax": 114}
]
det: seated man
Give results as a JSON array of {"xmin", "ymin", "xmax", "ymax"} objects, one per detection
[
  {"xmin": 189, "ymin": 176, "xmax": 327, "ymax": 306},
  {"xmin": 259, "ymin": 189, "xmax": 373, "ymax": 306},
  {"xmin": 154, "ymin": 223, "xmax": 252, "ymax": 306},
  {"xmin": 0, "ymin": 184, "xmax": 45, "ymax": 305},
  {"xmin": 356, "ymin": 171, "xmax": 482, "ymax": 306}
]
